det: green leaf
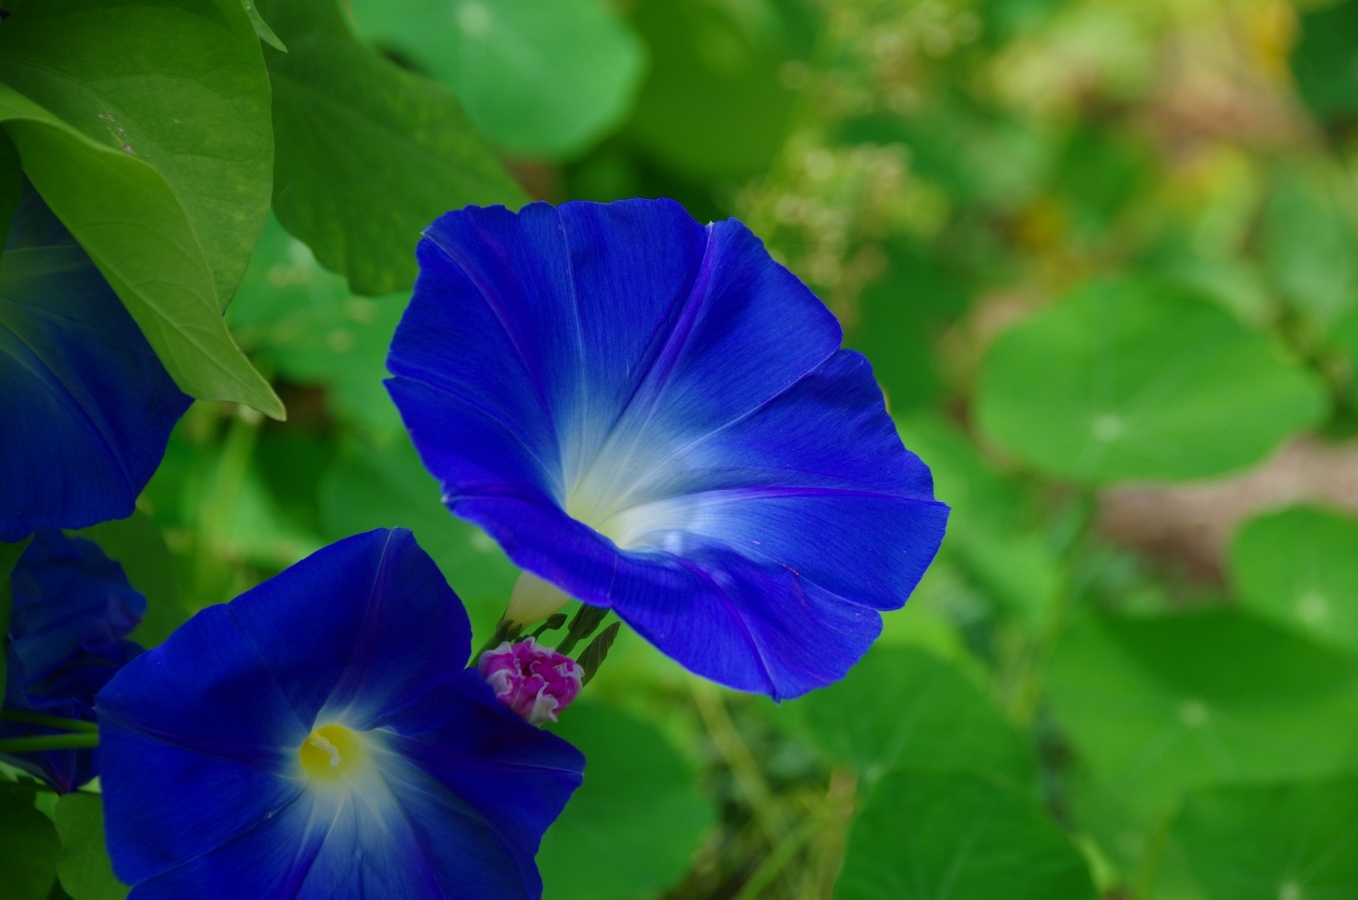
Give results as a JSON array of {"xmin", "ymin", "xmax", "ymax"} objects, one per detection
[
  {"xmin": 1261, "ymin": 163, "xmax": 1358, "ymax": 330},
  {"xmin": 1048, "ymin": 610, "xmax": 1358, "ymax": 826},
  {"xmin": 1165, "ymin": 775, "xmax": 1358, "ymax": 900},
  {"xmin": 74, "ymin": 511, "xmax": 192, "ymax": 648},
  {"xmin": 318, "ymin": 437, "xmax": 519, "ymax": 644},
  {"xmin": 257, "ymin": 0, "xmax": 527, "ymax": 296},
  {"xmin": 835, "ymin": 769, "xmax": 1098, "ymax": 900},
  {"xmin": 241, "ymin": 1, "xmax": 286, "ymax": 52},
  {"xmin": 1291, "ymin": 0, "xmax": 1358, "ymax": 120},
  {"xmin": 793, "ymin": 645, "xmax": 1036, "ymax": 789},
  {"xmin": 625, "ymin": 0, "xmax": 800, "ymax": 179},
  {"xmin": 0, "ymin": 128, "xmax": 19, "ymax": 251},
  {"xmin": 540, "ymin": 702, "xmax": 716, "ymax": 900},
  {"xmin": 0, "ymin": 0, "xmax": 282, "ymax": 417},
  {"xmin": 54, "ymin": 794, "xmax": 127, "ymax": 900},
  {"xmin": 896, "ymin": 414, "xmax": 1061, "ymax": 627},
  {"xmin": 0, "ymin": 783, "xmax": 59, "ymax": 900},
  {"xmin": 0, "ymin": 537, "xmax": 29, "ymax": 705},
  {"xmin": 227, "ymin": 213, "xmax": 407, "ymax": 436},
  {"xmin": 349, "ymin": 0, "xmax": 645, "ymax": 159},
  {"xmin": 1229, "ymin": 505, "xmax": 1358, "ymax": 655},
  {"xmin": 976, "ymin": 279, "xmax": 1328, "ymax": 484}
]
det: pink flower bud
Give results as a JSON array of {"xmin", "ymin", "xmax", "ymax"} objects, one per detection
[{"xmin": 478, "ymin": 638, "xmax": 583, "ymax": 726}]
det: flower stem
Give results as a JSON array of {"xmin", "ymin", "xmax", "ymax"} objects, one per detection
[
  {"xmin": 0, "ymin": 733, "xmax": 99, "ymax": 753},
  {"xmin": 0, "ymin": 711, "xmax": 100, "ymax": 733}
]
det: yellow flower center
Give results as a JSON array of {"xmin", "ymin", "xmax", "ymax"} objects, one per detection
[{"xmin": 298, "ymin": 724, "xmax": 365, "ymax": 780}]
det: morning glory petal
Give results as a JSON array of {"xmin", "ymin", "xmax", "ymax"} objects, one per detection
[
  {"xmin": 97, "ymin": 528, "xmax": 583, "ymax": 899},
  {"xmin": 0, "ymin": 183, "xmax": 191, "ymax": 541},
  {"xmin": 387, "ymin": 199, "xmax": 949, "ymax": 698},
  {"xmin": 2, "ymin": 529, "xmax": 146, "ymax": 791}
]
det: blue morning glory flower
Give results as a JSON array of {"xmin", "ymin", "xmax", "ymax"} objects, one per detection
[
  {"xmin": 0, "ymin": 182, "xmax": 191, "ymax": 542},
  {"xmin": 386, "ymin": 199, "xmax": 949, "ymax": 699},
  {"xmin": 96, "ymin": 528, "xmax": 584, "ymax": 899},
  {"xmin": 2, "ymin": 529, "xmax": 145, "ymax": 792}
]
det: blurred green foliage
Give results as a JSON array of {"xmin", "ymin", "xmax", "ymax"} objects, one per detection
[{"xmin": 8, "ymin": 0, "xmax": 1358, "ymax": 897}]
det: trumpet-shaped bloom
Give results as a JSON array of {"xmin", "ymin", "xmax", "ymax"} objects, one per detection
[
  {"xmin": 1, "ymin": 529, "xmax": 145, "ymax": 791},
  {"xmin": 386, "ymin": 199, "xmax": 949, "ymax": 699},
  {"xmin": 0, "ymin": 182, "xmax": 191, "ymax": 542},
  {"xmin": 96, "ymin": 528, "xmax": 584, "ymax": 900}
]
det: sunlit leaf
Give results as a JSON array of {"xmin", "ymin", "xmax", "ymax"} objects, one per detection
[
  {"xmin": 257, "ymin": 0, "xmax": 527, "ymax": 296},
  {"xmin": 1261, "ymin": 163, "xmax": 1358, "ymax": 330},
  {"xmin": 977, "ymin": 279, "xmax": 1327, "ymax": 484},
  {"xmin": 540, "ymin": 702, "xmax": 716, "ymax": 900},
  {"xmin": 349, "ymin": 0, "xmax": 646, "ymax": 159},
  {"xmin": 836, "ymin": 769, "xmax": 1098, "ymax": 900},
  {"xmin": 0, "ymin": 0, "xmax": 282, "ymax": 416}
]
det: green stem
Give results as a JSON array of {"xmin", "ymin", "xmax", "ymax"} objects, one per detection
[
  {"xmin": 0, "ymin": 711, "xmax": 99, "ymax": 733},
  {"xmin": 0, "ymin": 733, "xmax": 99, "ymax": 753}
]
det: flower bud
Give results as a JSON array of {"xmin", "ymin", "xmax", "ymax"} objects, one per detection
[{"xmin": 478, "ymin": 638, "xmax": 583, "ymax": 726}]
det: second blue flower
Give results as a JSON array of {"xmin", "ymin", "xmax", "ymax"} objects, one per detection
[{"xmin": 387, "ymin": 199, "xmax": 949, "ymax": 699}]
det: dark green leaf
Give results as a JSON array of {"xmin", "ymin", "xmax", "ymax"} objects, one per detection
[
  {"xmin": 1291, "ymin": 0, "xmax": 1358, "ymax": 120},
  {"xmin": 1166, "ymin": 775, "xmax": 1358, "ymax": 900},
  {"xmin": 75, "ymin": 512, "xmax": 191, "ymax": 648},
  {"xmin": 793, "ymin": 645, "xmax": 1036, "ymax": 789},
  {"xmin": 0, "ymin": 128, "xmax": 19, "ymax": 251},
  {"xmin": 835, "ymin": 770, "xmax": 1098, "ymax": 900},
  {"xmin": 0, "ymin": 537, "xmax": 29, "ymax": 703},
  {"xmin": 977, "ymin": 279, "xmax": 1328, "ymax": 484},
  {"xmin": 54, "ymin": 794, "xmax": 127, "ymax": 900},
  {"xmin": 625, "ymin": 0, "xmax": 799, "ymax": 179},
  {"xmin": 1049, "ymin": 610, "xmax": 1358, "ymax": 825},
  {"xmin": 540, "ymin": 702, "xmax": 715, "ymax": 900},
  {"xmin": 318, "ymin": 437, "xmax": 518, "ymax": 643},
  {"xmin": 0, "ymin": 782, "xmax": 59, "ymax": 900},
  {"xmin": 257, "ymin": 0, "xmax": 527, "ymax": 296},
  {"xmin": 349, "ymin": 0, "xmax": 645, "ymax": 159},
  {"xmin": 0, "ymin": 0, "xmax": 282, "ymax": 417}
]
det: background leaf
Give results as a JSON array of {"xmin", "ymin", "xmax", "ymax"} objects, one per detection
[
  {"xmin": 977, "ymin": 279, "xmax": 1328, "ymax": 484},
  {"xmin": 75, "ymin": 512, "xmax": 191, "ymax": 649},
  {"xmin": 540, "ymin": 702, "xmax": 717, "ymax": 900},
  {"xmin": 1048, "ymin": 610, "xmax": 1358, "ymax": 825},
  {"xmin": 349, "ymin": 0, "xmax": 645, "ymax": 159},
  {"xmin": 791, "ymin": 645, "xmax": 1035, "ymax": 789},
  {"xmin": 258, "ymin": 0, "xmax": 527, "ymax": 296},
  {"xmin": 0, "ymin": 783, "xmax": 59, "ymax": 900},
  {"xmin": 834, "ymin": 769, "xmax": 1098, "ymax": 900},
  {"xmin": 1291, "ymin": 0, "xmax": 1358, "ymax": 121},
  {"xmin": 1164, "ymin": 775, "xmax": 1358, "ymax": 900},
  {"xmin": 227, "ymin": 214, "xmax": 408, "ymax": 436},
  {"xmin": 54, "ymin": 794, "xmax": 127, "ymax": 900},
  {"xmin": 1229, "ymin": 505, "xmax": 1358, "ymax": 655}
]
